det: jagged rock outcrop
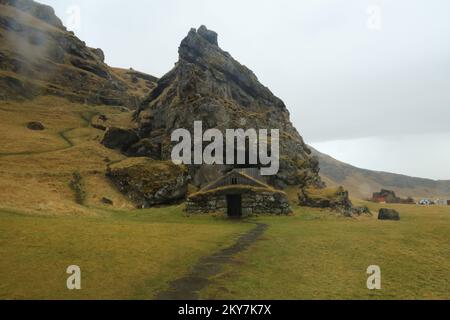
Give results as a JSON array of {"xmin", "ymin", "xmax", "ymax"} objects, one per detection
[
  {"xmin": 106, "ymin": 158, "xmax": 189, "ymax": 208},
  {"xmin": 101, "ymin": 127, "xmax": 162, "ymax": 159},
  {"xmin": 299, "ymin": 186, "xmax": 352, "ymax": 210},
  {"xmin": 299, "ymin": 186, "xmax": 371, "ymax": 217},
  {"xmin": 0, "ymin": 0, "xmax": 64, "ymax": 29},
  {"xmin": 0, "ymin": 0, "xmax": 156, "ymax": 106},
  {"xmin": 133, "ymin": 25, "xmax": 323, "ymax": 189}
]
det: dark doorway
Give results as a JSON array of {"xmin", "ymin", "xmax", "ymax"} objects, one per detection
[{"xmin": 227, "ymin": 195, "xmax": 242, "ymax": 217}]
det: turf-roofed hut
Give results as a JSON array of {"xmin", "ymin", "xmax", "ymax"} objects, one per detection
[{"xmin": 186, "ymin": 168, "xmax": 292, "ymax": 217}]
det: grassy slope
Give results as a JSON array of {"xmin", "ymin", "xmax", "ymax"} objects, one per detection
[
  {"xmin": 0, "ymin": 96, "xmax": 135, "ymax": 215},
  {"xmin": 200, "ymin": 202, "xmax": 450, "ymax": 300}
]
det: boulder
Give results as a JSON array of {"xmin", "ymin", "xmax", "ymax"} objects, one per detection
[
  {"xmin": 89, "ymin": 47, "xmax": 105, "ymax": 62},
  {"xmin": 352, "ymin": 206, "xmax": 372, "ymax": 216},
  {"xmin": 126, "ymin": 138, "xmax": 162, "ymax": 159},
  {"xmin": 101, "ymin": 127, "xmax": 139, "ymax": 151},
  {"xmin": 198, "ymin": 25, "xmax": 218, "ymax": 46},
  {"xmin": 26, "ymin": 121, "xmax": 45, "ymax": 130},
  {"xmin": 106, "ymin": 158, "xmax": 189, "ymax": 208},
  {"xmin": 101, "ymin": 197, "xmax": 113, "ymax": 205},
  {"xmin": 378, "ymin": 208, "xmax": 400, "ymax": 221}
]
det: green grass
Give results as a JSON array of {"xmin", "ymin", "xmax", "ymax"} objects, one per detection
[
  {"xmin": 1, "ymin": 202, "xmax": 449, "ymax": 300},
  {"xmin": 200, "ymin": 203, "xmax": 450, "ymax": 300},
  {"xmin": 0, "ymin": 206, "xmax": 252, "ymax": 300}
]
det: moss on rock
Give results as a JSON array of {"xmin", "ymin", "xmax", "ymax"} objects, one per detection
[
  {"xmin": 299, "ymin": 186, "xmax": 371, "ymax": 217},
  {"xmin": 106, "ymin": 158, "xmax": 189, "ymax": 208},
  {"xmin": 299, "ymin": 186, "xmax": 352, "ymax": 210}
]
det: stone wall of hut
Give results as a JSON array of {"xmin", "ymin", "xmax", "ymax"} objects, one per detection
[{"xmin": 186, "ymin": 191, "xmax": 292, "ymax": 216}]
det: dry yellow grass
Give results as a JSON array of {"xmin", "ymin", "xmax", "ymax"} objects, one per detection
[
  {"xmin": 111, "ymin": 67, "xmax": 156, "ymax": 98},
  {"xmin": 201, "ymin": 203, "xmax": 450, "ymax": 300},
  {"xmin": 0, "ymin": 206, "xmax": 252, "ymax": 299},
  {"xmin": 0, "ymin": 96, "xmax": 135, "ymax": 215}
]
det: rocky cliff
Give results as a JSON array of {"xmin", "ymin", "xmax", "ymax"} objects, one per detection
[
  {"xmin": 0, "ymin": 0, "xmax": 156, "ymax": 107},
  {"xmin": 132, "ymin": 26, "xmax": 323, "ymax": 189}
]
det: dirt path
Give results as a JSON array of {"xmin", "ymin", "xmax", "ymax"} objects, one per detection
[{"xmin": 155, "ymin": 223, "xmax": 268, "ymax": 300}]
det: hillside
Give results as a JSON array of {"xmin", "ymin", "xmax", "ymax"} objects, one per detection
[
  {"xmin": 0, "ymin": 96, "xmax": 140, "ymax": 215},
  {"xmin": 0, "ymin": 0, "xmax": 156, "ymax": 107},
  {"xmin": 0, "ymin": 0, "xmax": 155, "ymax": 215},
  {"xmin": 311, "ymin": 146, "xmax": 450, "ymax": 200}
]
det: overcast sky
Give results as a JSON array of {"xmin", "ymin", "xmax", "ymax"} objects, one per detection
[{"xmin": 41, "ymin": 0, "xmax": 450, "ymax": 180}]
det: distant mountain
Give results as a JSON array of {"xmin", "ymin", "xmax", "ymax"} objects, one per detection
[
  {"xmin": 0, "ymin": 0, "xmax": 156, "ymax": 107},
  {"xmin": 311, "ymin": 146, "xmax": 450, "ymax": 199}
]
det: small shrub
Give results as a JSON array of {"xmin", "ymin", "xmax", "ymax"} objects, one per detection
[{"xmin": 69, "ymin": 171, "xmax": 86, "ymax": 205}]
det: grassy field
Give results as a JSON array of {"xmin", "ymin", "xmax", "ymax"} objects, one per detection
[
  {"xmin": 0, "ymin": 206, "xmax": 253, "ymax": 299},
  {"xmin": 1, "ymin": 203, "xmax": 449, "ymax": 300},
  {"xmin": 201, "ymin": 202, "xmax": 450, "ymax": 300}
]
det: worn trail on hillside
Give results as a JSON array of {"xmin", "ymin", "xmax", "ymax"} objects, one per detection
[
  {"xmin": 155, "ymin": 223, "xmax": 268, "ymax": 300},
  {"xmin": 0, "ymin": 111, "xmax": 98, "ymax": 157}
]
